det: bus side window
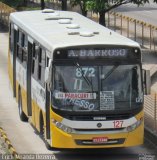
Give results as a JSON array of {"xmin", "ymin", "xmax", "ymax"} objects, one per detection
[
  {"xmin": 32, "ymin": 44, "xmax": 35, "ymax": 74},
  {"xmin": 38, "ymin": 48, "xmax": 46, "ymax": 87},
  {"xmin": 32, "ymin": 43, "xmax": 38, "ymax": 79},
  {"xmin": 38, "ymin": 48, "xmax": 42, "ymax": 80},
  {"xmin": 22, "ymin": 33, "xmax": 28, "ymax": 68},
  {"xmin": 46, "ymin": 57, "xmax": 49, "ymax": 67},
  {"xmin": 9, "ymin": 23, "xmax": 14, "ymax": 53},
  {"xmin": 16, "ymin": 31, "xmax": 27, "ymax": 68},
  {"xmin": 17, "ymin": 30, "xmax": 23, "ymax": 62},
  {"xmin": 22, "ymin": 33, "xmax": 25, "ymax": 47}
]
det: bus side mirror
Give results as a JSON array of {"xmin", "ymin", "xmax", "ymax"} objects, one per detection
[
  {"xmin": 45, "ymin": 59, "xmax": 52, "ymax": 91},
  {"xmin": 143, "ymin": 69, "xmax": 151, "ymax": 95}
]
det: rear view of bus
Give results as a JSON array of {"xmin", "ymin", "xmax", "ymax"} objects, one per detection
[{"xmin": 8, "ymin": 10, "xmax": 150, "ymax": 149}]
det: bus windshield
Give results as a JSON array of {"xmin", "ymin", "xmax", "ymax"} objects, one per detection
[{"xmin": 52, "ymin": 64, "xmax": 143, "ymax": 112}]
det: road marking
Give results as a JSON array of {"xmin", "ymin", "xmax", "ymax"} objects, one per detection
[{"xmin": 0, "ymin": 127, "xmax": 20, "ymax": 160}]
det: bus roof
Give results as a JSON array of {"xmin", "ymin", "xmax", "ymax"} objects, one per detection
[{"xmin": 10, "ymin": 10, "xmax": 140, "ymax": 56}]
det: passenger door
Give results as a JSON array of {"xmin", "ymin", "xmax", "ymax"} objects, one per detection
[
  {"xmin": 27, "ymin": 38, "xmax": 33, "ymax": 116},
  {"xmin": 13, "ymin": 25, "xmax": 18, "ymax": 97}
]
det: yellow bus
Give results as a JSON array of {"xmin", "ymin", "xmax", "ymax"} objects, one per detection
[{"xmin": 8, "ymin": 9, "xmax": 150, "ymax": 149}]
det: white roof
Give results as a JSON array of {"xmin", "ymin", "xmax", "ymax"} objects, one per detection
[{"xmin": 10, "ymin": 10, "xmax": 140, "ymax": 57}]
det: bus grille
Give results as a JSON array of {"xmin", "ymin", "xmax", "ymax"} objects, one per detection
[
  {"xmin": 65, "ymin": 114, "xmax": 131, "ymax": 121},
  {"xmin": 74, "ymin": 128, "xmax": 125, "ymax": 132}
]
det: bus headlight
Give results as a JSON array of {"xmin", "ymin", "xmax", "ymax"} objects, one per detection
[
  {"xmin": 52, "ymin": 119, "xmax": 74, "ymax": 134},
  {"xmin": 127, "ymin": 118, "xmax": 143, "ymax": 132}
]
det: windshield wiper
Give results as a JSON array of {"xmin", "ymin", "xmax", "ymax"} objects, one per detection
[
  {"xmin": 74, "ymin": 62, "xmax": 94, "ymax": 92},
  {"xmin": 102, "ymin": 64, "xmax": 119, "ymax": 82}
]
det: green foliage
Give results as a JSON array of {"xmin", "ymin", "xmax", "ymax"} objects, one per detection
[
  {"xmin": 70, "ymin": 0, "xmax": 154, "ymax": 14},
  {"xmin": 86, "ymin": 0, "xmax": 110, "ymax": 13},
  {"xmin": 70, "ymin": 0, "xmax": 81, "ymax": 7},
  {"xmin": 0, "ymin": 0, "xmax": 41, "ymax": 10},
  {"xmin": 70, "ymin": 0, "xmax": 88, "ymax": 15},
  {"xmin": 86, "ymin": 0, "xmax": 151, "ymax": 13},
  {"xmin": 0, "ymin": 0, "xmax": 22, "ymax": 8},
  {"xmin": 70, "ymin": 0, "xmax": 157, "ymax": 26}
]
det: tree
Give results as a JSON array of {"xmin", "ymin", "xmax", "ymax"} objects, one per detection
[
  {"xmin": 41, "ymin": 0, "xmax": 45, "ymax": 9},
  {"xmin": 22, "ymin": 0, "xmax": 27, "ymax": 6},
  {"xmin": 86, "ymin": 0, "xmax": 156, "ymax": 26},
  {"xmin": 0, "ymin": 0, "xmax": 24, "ymax": 8},
  {"xmin": 70, "ymin": 0, "xmax": 88, "ymax": 16}
]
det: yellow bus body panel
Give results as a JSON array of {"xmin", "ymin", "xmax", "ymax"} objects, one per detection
[
  {"xmin": 32, "ymin": 99, "xmax": 43, "ymax": 132},
  {"xmin": 31, "ymin": 99, "xmax": 46, "ymax": 134},
  {"xmin": 16, "ymin": 82, "xmax": 28, "ymax": 116},
  {"xmin": 125, "ymin": 111, "xmax": 144, "ymax": 146},
  {"xmin": 50, "ymin": 109, "xmax": 144, "ymax": 148},
  {"xmin": 8, "ymin": 52, "xmax": 13, "ymax": 90}
]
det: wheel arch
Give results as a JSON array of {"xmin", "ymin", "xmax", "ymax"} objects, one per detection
[
  {"xmin": 39, "ymin": 110, "xmax": 45, "ymax": 134},
  {"xmin": 18, "ymin": 85, "xmax": 21, "ymax": 102}
]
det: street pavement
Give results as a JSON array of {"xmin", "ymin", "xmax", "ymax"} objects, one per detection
[{"xmin": 115, "ymin": 0, "xmax": 157, "ymax": 26}]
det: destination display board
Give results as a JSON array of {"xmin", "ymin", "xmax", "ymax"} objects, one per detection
[
  {"xmin": 67, "ymin": 49, "xmax": 127, "ymax": 58},
  {"xmin": 54, "ymin": 48, "xmax": 141, "ymax": 60}
]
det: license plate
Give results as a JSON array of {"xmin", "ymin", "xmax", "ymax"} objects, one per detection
[{"xmin": 93, "ymin": 137, "xmax": 108, "ymax": 143}]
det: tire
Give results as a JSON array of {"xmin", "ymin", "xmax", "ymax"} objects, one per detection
[
  {"xmin": 40, "ymin": 114, "xmax": 52, "ymax": 150},
  {"xmin": 18, "ymin": 89, "xmax": 28, "ymax": 122},
  {"xmin": 45, "ymin": 141, "xmax": 52, "ymax": 150}
]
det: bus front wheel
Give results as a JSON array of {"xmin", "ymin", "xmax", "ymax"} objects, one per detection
[{"xmin": 18, "ymin": 89, "xmax": 28, "ymax": 122}]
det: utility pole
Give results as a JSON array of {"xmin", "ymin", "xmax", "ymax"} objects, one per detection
[
  {"xmin": 23, "ymin": 0, "xmax": 27, "ymax": 6},
  {"xmin": 61, "ymin": 0, "xmax": 67, "ymax": 11},
  {"xmin": 41, "ymin": 0, "xmax": 45, "ymax": 10}
]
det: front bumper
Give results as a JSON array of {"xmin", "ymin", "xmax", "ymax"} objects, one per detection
[{"xmin": 50, "ymin": 122, "xmax": 144, "ymax": 149}]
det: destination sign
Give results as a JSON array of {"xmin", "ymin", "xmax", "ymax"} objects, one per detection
[
  {"xmin": 54, "ymin": 48, "xmax": 141, "ymax": 60},
  {"xmin": 68, "ymin": 49, "xmax": 128, "ymax": 58},
  {"xmin": 55, "ymin": 92, "xmax": 97, "ymax": 99}
]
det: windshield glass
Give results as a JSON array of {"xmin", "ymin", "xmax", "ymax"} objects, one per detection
[{"xmin": 52, "ymin": 64, "xmax": 143, "ymax": 112}]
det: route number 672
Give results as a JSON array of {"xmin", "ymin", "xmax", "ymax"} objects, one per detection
[{"xmin": 76, "ymin": 67, "xmax": 95, "ymax": 77}]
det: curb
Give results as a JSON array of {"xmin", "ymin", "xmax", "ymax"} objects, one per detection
[
  {"xmin": 0, "ymin": 127, "xmax": 20, "ymax": 160},
  {"xmin": 144, "ymin": 127, "xmax": 157, "ymax": 147}
]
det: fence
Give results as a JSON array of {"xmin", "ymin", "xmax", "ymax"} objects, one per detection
[
  {"xmin": 105, "ymin": 12, "xmax": 157, "ymax": 51},
  {"xmin": 144, "ymin": 91, "xmax": 157, "ymax": 135},
  {"xmin": 0, "ymin": 2, "xmax": 16, "ymax": 26}
]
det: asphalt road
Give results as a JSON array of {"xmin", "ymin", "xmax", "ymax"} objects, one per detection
[
  {"xmin": 115, "ymin": 0, "xmax": 157, "ymax": 26},
  {"xmin": 0, "ymin": 24, "xmax": 157, "ymax": 160}
]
